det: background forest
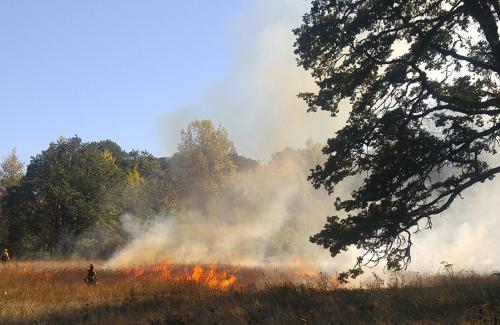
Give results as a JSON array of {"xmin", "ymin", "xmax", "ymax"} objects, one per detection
[{"xmin": 0, "ymin": 119, "xmax": 325, "ymax": 261}]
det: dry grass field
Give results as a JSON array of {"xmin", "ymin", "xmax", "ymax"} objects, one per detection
[{"xmin": 0, "ymin": 260, "xmax": 498, "ymax": 324}]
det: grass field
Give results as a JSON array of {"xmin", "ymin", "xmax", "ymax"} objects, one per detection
[{"xmin": 0, "ymin": 260, "xmax": 498, "ymax": 324}]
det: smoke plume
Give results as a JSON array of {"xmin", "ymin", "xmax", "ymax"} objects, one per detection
[
  {"xmin": 107, "ymin": 143, "xmax": 357, "ymax": 271},
  {"xmin": 158, "ymin": 0, "xmax": 345, "ymax": 161},
  {"xmin": 111, "ymin": 0, "xmax": 499, "ymax": 273}
]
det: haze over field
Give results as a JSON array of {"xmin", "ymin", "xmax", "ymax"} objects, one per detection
[
  {"xmin": 2, "ymin": 0, "xmax": 500, "ymax": 323},
  {"xmin": 115, "ymin": 0, "xmax": 500, "ymax": 274},
  {"xmin": 1, "ymin": 0, "xmax": 499, "ymax": 275},
  {"xmin": 107, "ymin": 142, "xmax": 500, "ymax": 274}
]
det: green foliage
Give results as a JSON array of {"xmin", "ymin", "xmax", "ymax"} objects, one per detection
[
  {"xmin": 3, "ymin": 136, "xmax": 127, "ymax": 254},
  {"xmin": 0, "ymin": 149, "xmax": 25, "ymax": 247},
  {"xmin": 0, "ymin": 120, "xmax": 253, "ymax": 257},
  {"xmin": 294, "ymin": 0, "xmax": 500, "ymax": 280},
  {"xmin": 122, "ymin": 152, "xmax": 177, "ymax": 221},
  {"xmin": 89, "ymin": 140, "xmax": 128, "ymax": 168}
]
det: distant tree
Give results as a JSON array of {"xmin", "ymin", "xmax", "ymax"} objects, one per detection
[
  {"xmin": 0, "ymin": 149, "xmax": 24, "ymax": 195},
  {"xmin": 3, "ymin": 136, "xmax": 127, "ymax": 254},
  {"xmin": 1, "ymin": 181, "xmax": 38, "ymax": 252},
  {"xmin": 122, "ymin": 151, "xmax": 177, "ymax": 220},
  {"xmin": 170, "ymin": 120, "xmax": 237, "ymax": 204},
  {"xmin": 0, "ymin": 149, "xmax": 24, "ymax": 246},
  {"xmin": 295, "ymin": 0, "xmax": 500, "ymax": 280},
  {"xmin": 231, "ymin": 152, "xmax": 259, "ymax": 172}
]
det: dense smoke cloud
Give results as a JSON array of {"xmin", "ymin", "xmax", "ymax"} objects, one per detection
[
  {"xmin": 115, "ymin": 0, "xmax": 500, "ymax": 273},
  {"xmin": 108, "ymin": 145, "xmax": 500, "ymax": 273},
  {"xmin": 107, "ymin": 143, "xmax": 358, "ymax": 271}
]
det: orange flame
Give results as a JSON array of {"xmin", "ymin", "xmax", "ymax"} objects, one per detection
[
  {"xmin": 125, "ymin": 259, "xmax": 238, "ymax": 290},
  {"xmin": 152, "ymin": 259, "xmax": 171, "ymax": 280},
  {"xmin": 189, "ymin": 264, "xmax": 237, "ymax": 289},
  {"xmin": 293, "ymin": 256, "xmax": 317, "ymax": 278}
]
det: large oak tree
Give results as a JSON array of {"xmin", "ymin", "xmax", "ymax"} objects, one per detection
[{"xmin": 294, "ymin": 0, "xmax": 500, "ymax": 280}]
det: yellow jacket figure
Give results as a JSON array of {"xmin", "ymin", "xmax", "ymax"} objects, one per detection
[
  {"xmin": 84, "ymin": 264, "xmax": 97, "ymax": 285},
  {"xmin": 1, "ymin": 249, "xmax": 9, "ymax": 265}
]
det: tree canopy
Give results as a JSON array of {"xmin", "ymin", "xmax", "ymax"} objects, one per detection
[
  {"xmin": 169, "ymin": 120, "xmax": 237, "ymax": 205},
  {"xmin": 0, "ymin": 149, "xmax": 24, "ymax": 247},
  {"xmin": 0, "ymin": 121, "xmax": 256, "ymax": 258},
  {"xmin": 294, "ymin": 0, "xmax": 500, "ymax": 280},
  {"xmin": 0, "ymin": 149, "xmax": 24, "ymax": 195},
  {"xmin": 4, "ymin": 137, "xmax": 128, "ymax": 254}
]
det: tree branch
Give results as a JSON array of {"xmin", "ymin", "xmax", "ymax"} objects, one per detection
[{"xmin": 429, "ymin": 43, "xmax": 500, "ymax": 73}]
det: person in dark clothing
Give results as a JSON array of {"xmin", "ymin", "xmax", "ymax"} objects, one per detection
[
  {"xmin": 1, "ymin": 249, "xmax": 10, "ymax": 266},
  {"xmin": 84, "ymin": 264, "xmax": 97, "ymax": 285}
]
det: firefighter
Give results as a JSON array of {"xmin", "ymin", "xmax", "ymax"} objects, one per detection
[
  {"xmin": 84, "ymin": 264, "xmax": 97, "ymax": 285},
  {"xmin": 1, "ymin": 249, "xmax": 10, "ymax": 266}
]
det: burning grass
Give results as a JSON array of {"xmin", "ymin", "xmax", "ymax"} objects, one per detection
[
  {"xmin": 120, "ymin": 259, "xmax": 238, "ymax": 290},
  {"xmin": 0, "ymin": 260, "xmax": 498, "ymax": 324}
]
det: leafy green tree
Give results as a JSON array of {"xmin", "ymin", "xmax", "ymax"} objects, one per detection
[
  {"xmin": 4, "ymin": 136, "xmax": 127, "ymax": 255},
  {"xmin": 90, "ymin": 140, "xmax": 129, "ymax": 167},
  {"xmin": 295, "ymin": 0, "xmax": 500, "ymax": 280},
  {"xmin": 1, "ymin": 181, "xmax": 38, "ymax": 253},
  {"xmin": 122, "ymin": 151, "xmax": 178, "ymax": 221},
  {"xmin": 0, "ymin": 149, "xmax": 24, "ymax": 247}
]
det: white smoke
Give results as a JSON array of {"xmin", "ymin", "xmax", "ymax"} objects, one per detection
[
  {"xmin": 158, "ymin": 0, "xmax": 345, "ymax": 161},
  {"xmin": 410, "ymin": 177, "xmax": 500, "ymax": 273},
  {"xmin": 118, "ymin": 0, "xmax": 500, "ymax": 274},
  {"xmin": 107, "ymin": 143, "xmax": 358, "ymax": 271}
]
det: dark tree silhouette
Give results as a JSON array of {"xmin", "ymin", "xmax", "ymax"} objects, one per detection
[{"xmin": 294, "ymin": 0, "xmax": 500, "ymax": 280}]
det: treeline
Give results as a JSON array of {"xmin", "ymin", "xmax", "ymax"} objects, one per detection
[{"xmin": 0, "ymin": 120, "xmax": 257, "ymax": 259}]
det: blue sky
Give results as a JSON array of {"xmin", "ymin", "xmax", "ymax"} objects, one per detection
[{"xmin": 0, "ymin": 1, "xmax": 247, "ymax": 163}]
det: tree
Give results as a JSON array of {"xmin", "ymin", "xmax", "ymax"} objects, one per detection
[
  {"xmin": 0, "ymin": 149, "xmax": 24, "ymax": 246},
  {"xmin": 0, "ymin": 149, "xmax": 24, "ymax": 195},
  {"xmin": 3, "ymin": 136, "xmax": 127, "ymax": 254},
  {"xmin": 169, "ymin": 120, "xmax": 237, "ymax": 205},
  {"xmin": 121, "ymin": 151, "xmax": 178, "ymax": 220},
  {"xmin": 231, "ymin": 152, "xmax": 259, "ymax": 173},
  {"xmin": 294, "ymin": 0, "xmax": 500, "ymax": 280}
]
